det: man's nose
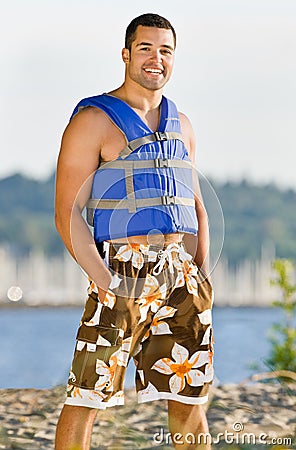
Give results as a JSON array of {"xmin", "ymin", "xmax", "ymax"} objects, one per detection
[{"xmin": 149, "ymin": 50, "xmax": 163, "ymax": 63}]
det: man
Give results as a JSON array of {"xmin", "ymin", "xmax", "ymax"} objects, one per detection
[{"xmin": 55, "ymin": 13, "xmax": 214, "ymax": 450}]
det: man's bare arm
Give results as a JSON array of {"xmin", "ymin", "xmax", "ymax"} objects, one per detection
[
  {"xmin": 55, "ymin": 108, "xmax": 112, "ymax": 293},
  {"xmin": 179, "ymin": 112, "xmax": 210, "ymax": 274}
]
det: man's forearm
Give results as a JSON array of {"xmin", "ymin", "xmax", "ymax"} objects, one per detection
[
  {"xmin": 55, "ymin": 207, "xmax": 112, "ymax": 292},
  {"xmin": 183, "ymin": 202, "xmax": 210, "ymax": 275},
  {"xmin": 194, "ymin": 213, "xmax": 210, "ymax": 273}
]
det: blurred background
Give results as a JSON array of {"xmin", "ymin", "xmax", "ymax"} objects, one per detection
[{"xmin": 0, "ymin": 0, "xmax": 295, "ymax": 389}]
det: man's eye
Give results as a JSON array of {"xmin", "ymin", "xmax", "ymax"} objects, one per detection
[{"xmin": 140, "ymin": 47, "xmax": 150, "ymax": 51}]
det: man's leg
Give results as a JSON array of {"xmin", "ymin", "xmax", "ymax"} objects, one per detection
[
  {"xmin": 55, "ymin": 405, "xmax": 98, "ymax": 450},
  {"xmin": 168, "ymin": 400, "xmax": 211, "ymax": 450}
]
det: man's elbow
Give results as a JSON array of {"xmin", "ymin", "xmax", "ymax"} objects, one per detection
[
  {"xmin": 54, "ymin": 204, "xmax": 80, "ymax": 236},
  {"xmin": 55, "ymin": 210, "xmax": 64, "ymax": 236},
  {"xmin": 54, "ymin": 204, "xmax": 70, "ymax": 236},
  {"xmin": 195, "ymin": 200, "xmax": 208, "ymax": 220}
]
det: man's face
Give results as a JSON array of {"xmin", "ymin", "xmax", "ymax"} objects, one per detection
[{"xmin": 123, "ymin": 25, "xmax": 175, "ymax": 91}]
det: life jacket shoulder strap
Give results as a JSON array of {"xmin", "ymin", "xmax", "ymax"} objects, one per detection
[
  {"xmin": 70, "ymin": 95, "xmax": 183, "ymax": 144},
  {"xmin": 119, "ymin": 131, "xmax": 184, "ymax": 159}
]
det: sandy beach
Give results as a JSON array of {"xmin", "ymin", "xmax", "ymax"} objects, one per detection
[{"xmin": 0, "ymin": 382, "xmax": 295, "ymax": 449}]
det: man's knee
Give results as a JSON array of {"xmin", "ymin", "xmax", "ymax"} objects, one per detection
[
  {"xmin": 168, "ymin": 400, "xmax": 205, "ymax": 414},
  {"xmin": 60, "ymin": 404, "xmax": 98, "ymax": 421}
]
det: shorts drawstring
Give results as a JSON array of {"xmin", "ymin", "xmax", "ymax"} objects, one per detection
[
  {"xmin": 152, "ymin": 242, "xmax": 192, "ymax": 275},
  {"xmin": 105, "ymin": 240, "xmax": 193, "ymax": 275}
]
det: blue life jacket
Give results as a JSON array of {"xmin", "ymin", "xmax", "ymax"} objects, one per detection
[{"xmin": 70, "ymin": 93, "xmax": 198, "ymax": 243}]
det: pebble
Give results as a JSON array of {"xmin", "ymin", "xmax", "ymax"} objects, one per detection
[{"xmin": 0, "ymin": 383, "xmax": 295, "ymax": 449}]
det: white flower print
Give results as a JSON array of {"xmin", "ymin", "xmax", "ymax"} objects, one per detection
[
  {"xmin": 174, "ymin": 260, "xmax": 198, "ymax": 296},
  {"xmin": 142, "ymin": 306, "xmax": 177, "ymax": 341},
  {"xmin": 152, "ymin": 342, "xmax": 211, "ymax": 393},
  {"xmin": 198, "ymin": 309, "xmax": 212, "ymax": 325},
  {"xmin": 113, "ymin": 243, "xmax": 157, "ymax": 269},
  {"xmin": 136, "ymin": 274, "xmax": 166, "ymax": 323}
]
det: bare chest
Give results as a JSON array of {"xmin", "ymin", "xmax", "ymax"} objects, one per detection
[
  {"xmin": 100, "ymin": 126, "xmax": 128, "ymax": 162},
  {"xmin": 100, "ymin": 111, "xmax": 159, "ymax": 163}
]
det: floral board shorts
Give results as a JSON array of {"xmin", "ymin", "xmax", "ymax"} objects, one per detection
[{"xmin": 65, "ymin": 240, "xmax": 214, "ymax": 409}]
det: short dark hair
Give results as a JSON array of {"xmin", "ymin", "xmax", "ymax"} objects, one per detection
[{"xmin": 125, "ymin": 13, "xmax": 176, "ymax": 51}]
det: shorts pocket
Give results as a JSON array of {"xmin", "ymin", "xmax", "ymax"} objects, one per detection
[
  {"xmin": 166, "ymin": 284, "xmax": 195, "ymax": 316},
  {"xmin": 198, "ymin": 280, "xmax": 213, "ymax": 310},
  {"xmin": 76, "ymin": 324, "xmax": 123, "ymax": 346},
  {"xmin": 87, "ymin": 276, "xmax": 116, "ymax": 308},
  {"xmin": 209, "ymin": 326, "xmax": 215, "ymax": 353},
  {"xmin": 70, "ymin": 326, "xmax": 123, "ymax": 390},
  {"xmin": 192, "ymin": 262, "xmax": 213, "ymax": 288},
  {"xmin": 80, "ymin": 291, "xmax": 100, "ymax": 324}
]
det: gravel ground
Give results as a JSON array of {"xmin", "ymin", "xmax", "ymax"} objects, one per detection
[{"xmin": 0, "ymin": 383, "xmax": 295, "ymax": 449}]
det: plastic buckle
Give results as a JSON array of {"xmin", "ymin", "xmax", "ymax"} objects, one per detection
[
  {"xmin": 154, "ymin": 158, "xmax": 169, "ymax": 168},
  {"xmin": 161, "ymin": 195, "xmax": 175, "ymax": 206},
  {"xmin": 154, "ymin": 131, "xmax": 168, "ymax": 141}
]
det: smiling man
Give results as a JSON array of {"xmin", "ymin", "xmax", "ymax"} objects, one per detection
[{"xmin": 55, "ymin": 13, "xmax": 214, "ymax": 450}]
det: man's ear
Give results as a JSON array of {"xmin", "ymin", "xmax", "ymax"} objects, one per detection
[{"xmin": 122, "ymin": 48, "xmax": 130, "ymax": 63}]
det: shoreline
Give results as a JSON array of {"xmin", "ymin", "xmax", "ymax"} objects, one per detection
[{"xmin": 0, "ymin": 382, "xmax": 295, "ymax": 449}]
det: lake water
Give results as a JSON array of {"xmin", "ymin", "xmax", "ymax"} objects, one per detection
[{"xmin": 0, "ymin": 306, "xmax": 284, "ymax": 389}]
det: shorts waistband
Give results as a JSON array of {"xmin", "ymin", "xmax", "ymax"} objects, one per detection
[
  {"xmin": 103, "ymin": 240, "xmax": 193, "ymax": 275},
  {"xmin": 105, "ymin": 240, "xmax": 184, "ymax": 252}
]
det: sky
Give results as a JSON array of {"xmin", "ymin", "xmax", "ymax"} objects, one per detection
[{"xmin": 1, "ymin": 0, "xmax": 296, "ymax": 189}]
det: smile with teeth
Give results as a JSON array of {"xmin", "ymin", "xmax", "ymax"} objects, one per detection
[{"xmin": 144, "ymin": 68, "xmax": 163, "ymax": 74}]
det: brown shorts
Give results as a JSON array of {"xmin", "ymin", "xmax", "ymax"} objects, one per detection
[{"xmin": 65, "ymin": 240, "xmax": 214, "ymax": 409}]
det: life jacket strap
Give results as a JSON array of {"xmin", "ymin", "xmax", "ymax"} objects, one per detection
[
  {"xmin": 125, "ymin": 165, "xmax": 136, "ymax": 213},
  {"xmin": 119, "ymin": 131, "xmax": 184, "ymax": 159},
  {"xmin": 98, "ymin": 158, "xmax": 192, "ymax": 170},
  {"xmin": 97, "ymin": 158, "xmax": 193, "ymax": 214},
  {"xmin": 86, "ymin": 196, "xmax": 195, "ymax": 227}
]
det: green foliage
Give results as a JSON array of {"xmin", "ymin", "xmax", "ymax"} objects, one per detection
[{"xmin": 265, "ymin": 259, "xmax": 296, "ymax": 375}]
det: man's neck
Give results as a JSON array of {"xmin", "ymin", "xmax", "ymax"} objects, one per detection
[
  {"xmin": 109, "ymin": 82, "xmax": 163, "ymax": 115},
  {"xmin": 108, "ymin": 82, "xmax": 163, "ymax": 132}
]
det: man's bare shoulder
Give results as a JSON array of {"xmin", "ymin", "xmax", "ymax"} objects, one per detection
[
  {"xmin": 59, "ymin": 107, "xmax": 109, "ymax": 162},
  {"xmin": 61, "ymin": 106, "xmax": 116, "ymax": 155},
  {"xmin": 68, "ymin": 106, "xmax": 111, "ymax": 132},
  {"xmin": 178, "ymin": 111, "xmax": 193, "ymax": 133},
  {"xmin": 178, "ymin": 111, "xmax": 195, "ymax": 158}
]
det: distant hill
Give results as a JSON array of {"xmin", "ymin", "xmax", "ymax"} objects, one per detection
[
  {"xmin": 0, "ymin": 173, "xmax": 63, "ymax": 255},
  {"xmin": 0, "ymin": 172, "xmax": 295, "ymax": 265},
  {"xmin": 212, "ymin": 179, "xmax": 296, "ymax": 264}
]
